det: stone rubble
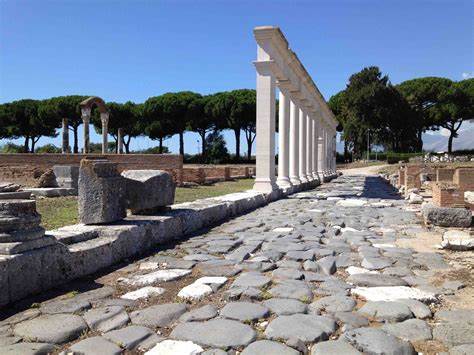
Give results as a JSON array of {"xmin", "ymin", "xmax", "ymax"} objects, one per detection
[{"xmin": 1, "ymin": 174, "xmax": 471, "ymax": 354}]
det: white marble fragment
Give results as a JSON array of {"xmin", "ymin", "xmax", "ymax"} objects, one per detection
[
  {"xmin": 121, "ymin": 286, "xmax": 165, "ymax": 300},
  {"xmin": 139, "ymin": 262, "xmax": 160, "ymax": 270},
  {"xmin": 145, "ymin": 340, "xmax": 203, "ymax": 355},
  {"xmin": 336, "ymin": 199, "xmax": 367, "ymax": 207},
  {"xmin": 346, "ymin": 266, "xmax": 378, "ymax": 275},
  {"xmin": 372, "ymin": 243, "xmax": 396, "ymax": 249},
  {"xmin": 441, "ymin": 230, "xmax": 474, "ymax": 251},
  {"xmin": 194, "ymin": 276, "xmax": 228, "ymax": 286},
  {"xmin": 272, "ymin": 227, "xmax": 293, "ymax": 233},
  {"xmin": 178, "ymin": 283, "xmax": 213, "ymax": 300},
  {"xmin": 351, "ymin": 286, "xmax": 437, "ymax": 303},
  {"xmin": 118, "ymin": 269, "xmax": 191, "ymax": 286}
]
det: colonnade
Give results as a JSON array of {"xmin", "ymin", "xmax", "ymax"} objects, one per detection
[{"xmin": 253, "ymin": 26, "xmax": 338, "ymax": 193}]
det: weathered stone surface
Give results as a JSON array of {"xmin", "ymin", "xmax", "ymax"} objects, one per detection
[
  {"xmin": 351, "ymin": 286, "xmax": 437, "ymax": 302},
  {"xmin": 179, "ymin": 305, "xmax": 218, "ymax": 322},
  {"xmin": 83, "ymin": 306, "xmax": 130, "ymax": 332},
  {"xmin": 263, "ymin": 298, "xmax": 308, "ymax": 315},
  {"xmin": 78, "ymin": 159, "xmax": 126, "ymax": 224},
  {"xmin": 130, "ymin": 303, "xmax": 187, "ymax": 327},
  {"xmin": 242, "ymin": 340, "xmax": 299, "ymax": 355},
  {"xmin": 271, "ymin": 268, "xmax": 304, "ymax": 280},
  {"xmin": 265, "ymin": 314, "xmax": 337, "ymax": 342},
  {"xmin": 309, "ymin": 295, "xmax": 356, "ymax": 314},
  {"xmin": 361, "ymin": 257, "xmax": 393, "ymax": 270},
  {"xmin": 433, "ymin": 321, "xmax": 474, "ymax": 346},
  {"xmin": 68, "ymin": 336, "xmax": 122, "ymax": 355},
  {"xmin": 232, "ymin": 272, "xmax": 271, "ymax": 289},
  {"xmin": 347, "ymin": 273, "xmax": 408, "ymax": 287},
  {"xmin": 220, "ymin": 302, "xmax": 270, "ymax": 321},
  {"xmin": 104, "ymin": 325, "xmax": 162, "ymax": 350},
  {"xmin": 145, "ymin": 340, "xmax": 203, "ymax": 355},
  {"xmin": 311, "ymin": 340, "xmax": 361, "ymax": 355},
  {"xmin": 449, "ymin": 344, "xmax": 474, "ymax": 355},
  {"xmin": 0, "ymin": 342, "xmax": 55, "ymax": 355},
  {"xmin": 13, "ymin": 314, "xmax": 87, "ymax": 344},
  {"xmin": 436, "ymin": 309, "xmax": 474, "ymax": 323},
  {"xmin": 317, "ymin": 256, "xmax": 337, "ymax": 275},
  {"xmin": 35, "ymin": 169, "xmax": 57, "ymax": 188},
  {"xmin": 121, "ymin": 170, "xmax": 175, "ymax": 214},
  {"xmin": 178, "ymin": 283, "xmax": 213, "ymax": 300},
  {"xmin": 357, "ymin": 301, "xmax": 413, "ymax": 322},
  {"xmin": 53, "ymin": 165, "xmax": 79, "ymax": 189},
  {"xmin": 381, "ymin": 319, "xmax": 432, "ymax": 341},
  {"xmin": 397, "ymin": 299, "xmax": 432, "ymax": 319},
  {"xmin": 40, "ymin": 297, "xmax": 91, "ymax": 314},
  {"xmin": 269, "ymin": 280, "xmax": 313, "ymax": 301},
  {"xmin": 344, "ymin": 327, "xmax": 416, "ymax": 354},
  {"xmin": 422, "ymin": 204, "xmax": 472, "ymax": 228},
  {"xmin": 333, "ymin": 312, "xmax": 369, "ymax": 330},
  {"xmin": 120, "ymin": 269, "xmax": 191, "ymax": 286},
  {"xmin": 121, "ymin": 286, "xmax": 165, "ymax": 300},
  {"xmin": 441, "ymin": 230, "xmax": 474, "ymax": 251},
  {"xmin": 170, "ymin": 319, "xmax": 256, "ymax": 348}
]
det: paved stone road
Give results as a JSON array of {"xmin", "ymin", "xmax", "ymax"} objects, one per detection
[{"xmin": 1, "ymin": 175, "xmax": 473, "ymax": 354}]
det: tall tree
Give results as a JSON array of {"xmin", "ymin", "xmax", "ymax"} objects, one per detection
[
  {"xmin": 8, "ymin": 99, "xmax": 58, "ymax": 152},
  {"xmin": 188, "ymin": 95, "xmax": 215, "ymax": 159},
  {"xmin": 396, "ymin": 77, "xmax": 452, "ymax": 151},
  {"xmin": 38, "ymin": 95, "xmax": 89, "ymax": 153},
  {"xmin": 143, "ymin": 96, "xmax": 175, "ymax": 153}
]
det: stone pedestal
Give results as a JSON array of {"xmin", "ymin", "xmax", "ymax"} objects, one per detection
[
  {"xmin": 78, "ymin": 159, "xmax": 126, "ymax": 225},
  {"xmin": 53, "ymin": 165, "xmax": 79, "ymax": 190},
  {"xmin": 121, "ymin": 170, "xmax": 175, "ymax": 214},
  {"xmin": 0, "ymin": 199, "xmax": 55, "ymax": 255}
]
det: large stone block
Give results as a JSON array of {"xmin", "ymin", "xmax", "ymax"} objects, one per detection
[
  {"xmin": 78, "ymin": 159, "xmax": 126, "ymax": 224},
  {"xmin": 121, "ymin": 170, "xmax": 175, "ymax": 214},
  {"xmin": 422, "ymin": 203, "xmax": 472, "ymax": 227},
  {"xmin": 53, "ymin": 165, "xmax": 79, "ymax": 190}
]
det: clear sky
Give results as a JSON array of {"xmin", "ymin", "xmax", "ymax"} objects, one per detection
[{"xmin": 1, "ymin": 0, "xmax": 473, "ymax": 153}]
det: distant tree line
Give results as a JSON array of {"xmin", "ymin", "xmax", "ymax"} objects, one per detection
[
  {"xmin": 329, "ymin": 67, "xmax": 473, "ymax": 158},
  {"xmin": 0, "ymin": 89, "xmax": 257, "ymax": 163}
]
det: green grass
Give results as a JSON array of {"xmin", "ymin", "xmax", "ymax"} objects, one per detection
[{"xmin": 37, "ymin": 178, "xmax": 255, "ymax": 230}]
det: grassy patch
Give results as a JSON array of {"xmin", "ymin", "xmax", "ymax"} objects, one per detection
[{"xmin": 37, "ymin": 178, "xmax": 255, "ymax": 230}]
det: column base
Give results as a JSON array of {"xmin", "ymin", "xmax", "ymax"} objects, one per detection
[
  {"xmin": 253, "ymin": 179, "xmax": 279, "ymax": 194},
  {"xmin": 276, "ymin": 177, "xmax": 292, "ymax": 188},
  {"xmin": 290, "ymin": 176, "xmax": 301, "ymax": 185},
  {"xmin": 299, "ymin": 176, "xmax": 309, "ymax": 183}
]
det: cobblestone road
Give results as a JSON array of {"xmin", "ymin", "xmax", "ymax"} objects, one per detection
[{"xmin": 1, "ymin": 175, "xmax": 473, "ymax": 354}]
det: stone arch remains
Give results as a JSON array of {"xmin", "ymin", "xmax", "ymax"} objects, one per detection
[{"xmin": 80, "ymin": 97, "xmax": 109, "ymax": 154}]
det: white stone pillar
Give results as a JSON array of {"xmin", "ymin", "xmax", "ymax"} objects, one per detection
[
  {"xmin": 253, "ymin": 62, "xmax": 278, "ymax": 193},
  {"xmin": 298, "ymin": 106, "xmax": 308, "ymax": 183},
  {"xmin": 289, "ymin": 99, "xmax": 300, "ymax": 185},
  {"xmin": 61, "ymin": 118, "xmax": 69, "ymax": 154},
  {"xmin": 100, "ymin": 112, "xmax": 109, "ymax": 155},
  {"xmin": 81, "ymin": 107, "xmax": 91, "ymax": 154},
  {"xmin": 312, "ymin": 115, "xmax": 319, "ymax": 180},
  {"xmin": 306, "ymin": 113, "xmax": 313, "ymax": 181},
  {"xmin": 318, "ymin": 124, "xmax": 326, "ymax": 176},
  {"xmin": 277, "ymin": 91, "xmax": 291, "ymax": 187}
]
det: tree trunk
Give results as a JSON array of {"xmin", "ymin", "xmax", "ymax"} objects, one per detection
[
  {"xmin": 417, "ymin": 129, "xmax": 423, "ymax": 152},
  {"xmin": 159, "ymin": 137, "xmax": 163, "ymax": 153},
  {"xmin": 24, "ymin": 136, "xmax": 29, "ymax": 153},
  {"xmin": 124, "ymin": 136, "xmax": 131, "ymax": 154},
  {"xmin": 31, "ymin": 137, "xmax": 39, "ymax": 153},
  {"xmin": 343, "ymin": 140, "xmax": 349, "ymax": 162},
  {"xmin": 179, "ymin": 132, "xmax": 184, "ymax": 156},
  {"xmin": 448, "ymin": 132, "xmax": 454, "ymax": 153},
  {"xmin": 234, "ymin": 129, "xmax": 240, "ymax": 161}
]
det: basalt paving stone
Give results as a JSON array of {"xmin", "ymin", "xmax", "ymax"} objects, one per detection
[
  {"xmin": 263, "ymin": 298, "xmax": 308, "ymax": 315},
  {"xmin": 271, "ymin": 268, "xmax": 304, "ymax": 280},
  {"xmin": 83, "ymin": 306, "xmax": 130, "ymax": 332},
  {"xmin": 231, "ymin": 272, "xmax": 272, "ymax": 289},
  {"xmin": 381, "ymin": 318, "xmax": 432, "ymax": 341},
  {"xmin": 269, "ymin": 280, "xmax": 313, "ymax": 301},
  {"xmin": 310, "ymin": 339, "xmax": 362, "ymax": 355},
  {"xmin": 104, "ymin": 325, "xmax": 163, "ymax": 350},
  {"xmin": 347, "ymin": 273, "xmax": 408, "ymax": 287},
  {"xmin": 264, "ymin": 314, "xmax": 337, "ymax": 343},
  {"xmin": 433, "ymin": 321, "xmax": 474, "ymax": 347},
  {"xmin": 397, "ymin": 299, "xmax": 432, "ymax": 319},
  {"xmin": 0, "ymin": 342, "xmax": 56, "ymax": 355},
  {"xmin": 148, "ymin": 255, "xmax": 196, "ymax": 269},
  {"xmin": 357, "ymin": 301, "xmax": 413, "ymax": 322},
  {"xmin": 67, "ymin": 336, "xmax": 121, "ymax": 355},
  {"xmin": 241, "ymin": 340, "xmax": 300, "ymax": 355},
  {"xmin": 332, "ymin": 312, "xmax": 369, "ymax": 331},
  {"xmin": 435, "ymin": 309, "xmax": 474, "ymax": 323},
  {"xmin": 179, "ymin": 305, "xmax": 218, "ymax": 322},
  {"xmin": 309, "ymin": 295, "xmax": 357, "ymax": 314},
  {"xmin": 13, "ymin": 314, "xmax": 87, "ymax": 344},
  {"xmin": 170, "ymin": 318, "xmax": 257, "ymax": 348},
  {"xmin": 344, "ymin": 327, "xmax": 416, "ymax": 354},
  {"xmin": 220, "ymin": 302, "xmax": 270, "ymax": 321},
  {"xmin": 130, "ymin": 303, "xmax": 187, "ymax": 327}
]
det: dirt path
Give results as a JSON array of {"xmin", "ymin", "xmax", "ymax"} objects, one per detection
[{"xmin": 340, "ymin": 164, "xmax": 389, "ymax": 176}]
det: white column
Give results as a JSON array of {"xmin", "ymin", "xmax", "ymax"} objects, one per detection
[
  {"xmin": 298, "ymin": 106, "xmax": 308, "ymax": 183},
  {"xmin": 100, "ymin": 112, "xmax": 109, "ymax": 155},
  {"xmin": 289, "ymin": 99, "xmax": 300, "ymax": 185},
  {"xmin": 306, "ymin": 113, "xmax": 313, "ymax": 181},
  {"xmin": 277, "ymin": 91, "xmax": 291, "ymax": 187},
  {"xmin": 117, "ymin": 128, "xmax": 124, "ymax": 154},
  {"xmin": 253, "ymin": 62, "xmax": 278, "ymax": 193},
  {"xmin": 61, "ymin": 118, "xmax": 69, "ymax": 154},
  {"xmin": 318, "ymin": 124, "xmax": 326, "ymax": 176},
  {"xmin": 81, "ymin": 107, "xmax": 91, "ymax": 154},
  {"xmin": 312, "ymin": 115, "xmax": 319, "ymax": 180}
]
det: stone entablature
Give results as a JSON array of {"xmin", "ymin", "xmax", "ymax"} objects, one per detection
[{"xmin": 252, "ymin": 26, "xmax": 338, "ymax": 193}]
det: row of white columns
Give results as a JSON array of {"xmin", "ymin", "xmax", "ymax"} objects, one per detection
[{"xmin": 276, "ymin": 90, "xmax": 336, "ymax": 189}]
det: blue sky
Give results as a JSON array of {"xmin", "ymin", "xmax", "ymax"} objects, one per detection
[{"xmin": 1, "ymin": 0, "xmax": 473, "ymax": 153}]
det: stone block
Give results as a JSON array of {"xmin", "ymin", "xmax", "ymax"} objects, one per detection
[
  {"xmin": 78, "ymin": 159, "xmax": 126, "ymax": 224},
  {"xmin": 121, "ymin": 170, "xmax": 175, "ymax": 214},
  {"xmin": 53, "ymin": 165, "xmax": 79, "ymax": 189},
  {"xmin": 422, "ymin": 203, "xmax": 472, "ymax": 228}
]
